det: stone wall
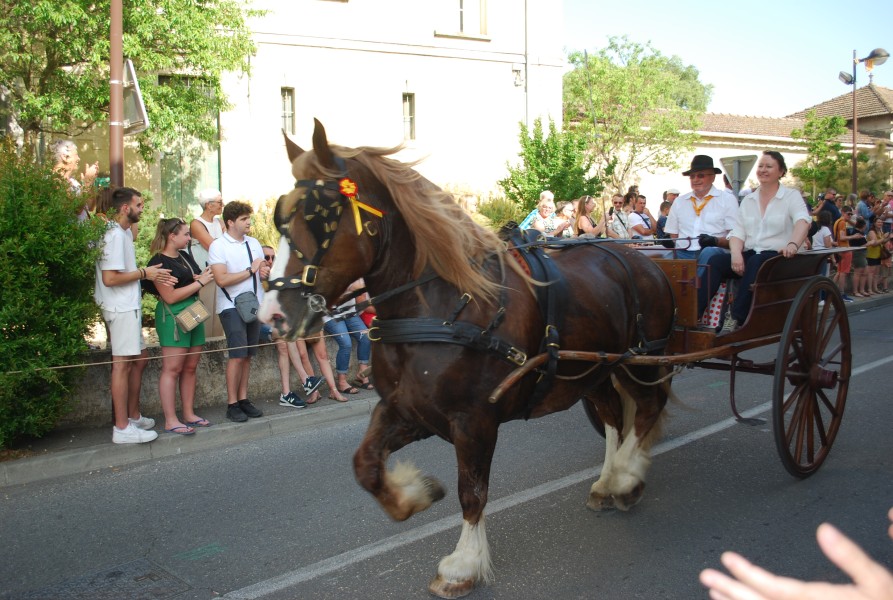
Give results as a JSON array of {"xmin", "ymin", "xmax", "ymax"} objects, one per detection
[{"xmin": 64, "ymin": 336, "xmax": 355, "ymax": 428}]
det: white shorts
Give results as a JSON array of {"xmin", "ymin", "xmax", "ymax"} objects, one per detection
[{"xmin": 102, "ymin": 309, "xmax": 146, "ymax": 356}]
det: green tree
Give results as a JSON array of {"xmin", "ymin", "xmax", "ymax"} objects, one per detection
[
  {"xmin": 498, "ymin": 117, "xmax": 604, "ymax": 214},
  {"xmin": 0, "ymin": 0, "xmax": 260, "ymax": 160},
  {"xmin": 827, "ymin": 143, "xmax": 893, "ymax": 198},
  {"xmin": 0, "ymin": 141, "xmax": 106, "ymax": 447},
  {"xmin": 790, "ymin": 110, "xmax": 847, "ymax": 198},
  {"xmin": 564, "ymin": 36, "xmax": 711, "ymax": 192}
]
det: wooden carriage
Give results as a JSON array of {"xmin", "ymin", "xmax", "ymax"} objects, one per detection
[{"xmin": 491, "ymin": 248, "xmax": 851, "ymax": 478}]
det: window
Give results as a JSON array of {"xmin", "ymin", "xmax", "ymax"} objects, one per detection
[
  {"xmin": 281, "ymin": 87, "xmax": 295, "ymax": 135},
  {"xmin": 402, "ymin": 93, "xmax": 415, "ymax": 141},
  {"xmin": 436, "ymin": 0, "xmax": 487, "ymax": 38},
  {"xmin": 459, "ymin": 0, "xmax": 483, "ymax": 35}
]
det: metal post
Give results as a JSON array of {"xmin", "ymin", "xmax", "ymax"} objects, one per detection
[
  {"xmin": 851, "ymin": 50, "xmax": 858, "ymax": 195},
  {"xmin": 110, "ymin": 0, "xmax": 124, "ymax": 187}
]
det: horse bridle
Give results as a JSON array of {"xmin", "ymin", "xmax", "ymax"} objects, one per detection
[{"xmin": 267, "ymin": 156, "xmax": 405, "ymax": 317}]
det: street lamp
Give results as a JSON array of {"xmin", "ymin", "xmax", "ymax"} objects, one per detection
[{"xmin": 839, "ymin": 48, "xmax": 889, "ymax": 194}]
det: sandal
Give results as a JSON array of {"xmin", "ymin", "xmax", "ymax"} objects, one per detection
[
  {"xmin": 186, "ymin": 418, "xmax": 211, "ymax": 427},
  {"xmin": 338, "ymin": 386, "xmax": 359, "ymax": 395},
  {"xmin": 328, "ymin": 393, "xmax": 348, "ymax": 403},
  {"xmin": 352, "ymin": 378, "xmax": 374, "ymax": 390},
  {"xmin": 165, "ymin": 425, "xmax": 195, "ymax": 435},
  {"xmin": 306, "ymin": 392, "xmax": 320, "ymax": 405}
]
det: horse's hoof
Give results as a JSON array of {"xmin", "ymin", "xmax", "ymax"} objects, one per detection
[
  {"xmin": 424, "ymin": 476, "xmax": 446, "ymax": 503},
  {"xmin": 614, "ymin": 482, "xmax": 646, "ymax": 511},
  {"xmin": 586, "ymin": 492, "xmax": 615, "ymax": 512},
  {"xmin": 428, "ymin": 575, "xmax": 476, "ymax": 598}
]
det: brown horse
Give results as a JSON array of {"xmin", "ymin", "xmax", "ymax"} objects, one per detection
[{"xmin": 260, "ymin": 120, "xmax": 676, "ymax": 598}]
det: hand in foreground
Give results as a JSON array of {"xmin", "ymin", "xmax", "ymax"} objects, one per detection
[{"xmin": 700, "ymin": 507, "xmax": 893, "ymax": 600}]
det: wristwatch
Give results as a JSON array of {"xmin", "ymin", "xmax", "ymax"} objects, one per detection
[{"xmin": 246, "ymin": 266, "xmax": 254, "ymax": 275}]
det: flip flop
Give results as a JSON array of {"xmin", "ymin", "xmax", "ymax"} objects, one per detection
[
  {"xmin": 186, "ymin": 418, "xmax": 211, "ymax": 427},
  {"xmin": 338, "ymin": 386, "xmax": 359, "ymax": 395},
  {"xmin": 165, "ymin": 425, "xmax": 195, "ymax": 435}
]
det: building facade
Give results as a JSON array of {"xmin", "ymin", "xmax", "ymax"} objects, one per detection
[{"xmin": 189, "ymin": 0, "xmax": 565, "ymax": 211}]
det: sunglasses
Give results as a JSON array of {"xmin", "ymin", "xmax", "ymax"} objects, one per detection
[{"xmin": 264, "ymin": 254, "xmax": 275, "ymax": 261}]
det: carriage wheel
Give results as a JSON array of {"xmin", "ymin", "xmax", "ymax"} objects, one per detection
[{"xmin": 772, "ymin": 276, "xmax": 850, "ymax": 478}]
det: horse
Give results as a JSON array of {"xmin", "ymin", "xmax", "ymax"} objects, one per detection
[{"xmin": 260, "ymin": 120, "xmax": 677, "ymax": 598}]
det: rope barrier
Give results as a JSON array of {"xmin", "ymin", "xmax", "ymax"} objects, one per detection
[{"xmin": 1, "ymin": 327, "xmax": 370, "ymax": 376}]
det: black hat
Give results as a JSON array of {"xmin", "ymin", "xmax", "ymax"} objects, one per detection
[{"xmin": 682, "ymin": 155, "xmax": 723, "ymax": 176}]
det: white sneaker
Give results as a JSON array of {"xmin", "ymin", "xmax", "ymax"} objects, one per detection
[
  {"xmin": 129, "ymin": 415, "xmax": 156, "ymax": 430},
  {"xmin": 113, "ymin": 423, "xmax": 158, "ymax": 444},
  {"xmin": 720, "ymin": 314, "xmax": 739, "ymax": 334}
]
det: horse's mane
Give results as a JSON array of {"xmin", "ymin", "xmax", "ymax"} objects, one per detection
[{"xmin": 299, "ymin": 144, "xmax": 516, "ymax": 304}]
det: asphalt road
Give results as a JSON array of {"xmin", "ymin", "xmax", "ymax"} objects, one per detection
[{"xmin": 1, "ymin": 303, "xmax": 891, "ymax": 600}]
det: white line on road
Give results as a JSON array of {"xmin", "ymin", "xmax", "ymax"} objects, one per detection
[{"xmin": 223, "ymin": 355, "xmax": 893, "ymax": 599}]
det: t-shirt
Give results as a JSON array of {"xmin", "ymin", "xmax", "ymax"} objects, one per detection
[
  {"xmin": 208, "ymin": 232, "xmax": 265, "ymax": 313},
  {"xmin": 833, "ymin": 217, "xmax": 850, "ymax": 247},
  {"xmin": 144, "ymin": 251, "xmax": 201, "ymax": 299},
  {"xmin": 811, "ymin": 226, "xmax": 832, "ymax": 250},
  {"xmin": 94, "ymin": 222, "xmax": 141, "ymax": 312},
  {"xmin": 628, "ymin": 212, "xmax": 654, "ymax": 239}
]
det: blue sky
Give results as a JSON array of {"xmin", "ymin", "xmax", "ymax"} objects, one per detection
[{"xmin": 563, "ymin": 0, "xmax": 893, "ymax": 117}]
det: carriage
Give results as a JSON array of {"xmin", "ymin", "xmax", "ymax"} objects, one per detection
[
  {"xmin": 260, "ymin": 120, "xmax": 850, "ymax": 598},
  {"xmin": 491, "ymin": 246, "xmax": 851, "ymax": 479}
]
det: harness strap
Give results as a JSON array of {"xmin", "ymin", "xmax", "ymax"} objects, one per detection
[
  {"xmin": 592, "ymin": 243, "xmax": 669, "ymax": 354},
  {"xmin": 369, "ymin": 318, "xmax": 527, "ymax": 366},
  {"xmin": 504, "ymin": 226, "xmax": 568, "ymax": 416}
]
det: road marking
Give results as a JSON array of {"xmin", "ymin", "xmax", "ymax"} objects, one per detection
[{"xmin": 223, "ymin": 354, "xmax": 893, "ymax": 599}]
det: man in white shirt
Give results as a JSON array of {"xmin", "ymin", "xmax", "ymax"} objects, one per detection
[
  {"xmin": 209, "ymin": 201, "xmax": 270, "ymax": 423},
  {"xmin": 95, "ymin": 187, "xmax": 171, "ymax": 444},
  {"xmin": 663, "ymin": 155, "xmax": 739, "ymax": 319}
]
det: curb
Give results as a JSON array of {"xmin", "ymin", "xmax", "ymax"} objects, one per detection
[{"xmin": 1, "ymin": 398, "xmax": 376, "ymax": 488}]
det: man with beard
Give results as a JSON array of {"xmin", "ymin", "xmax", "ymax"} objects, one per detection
[{"xmin": 95, "ymin": 187, "xmax": 172, "ymax": 444}]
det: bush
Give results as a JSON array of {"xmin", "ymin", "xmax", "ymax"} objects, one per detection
[
  {"xmin": 498, "ymin": 117, "xmax": 604, "ymax": 213},
  {"xmin": 478, "ymin": 195, "xmax": 524, "ymax": 230},
  {"xmin": 0, "ymin": 142, "xmax": 107, "ymax": 448}
]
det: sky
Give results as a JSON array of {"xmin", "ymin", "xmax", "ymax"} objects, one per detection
[{"xmin": 563, "ymin": 0, "xmax": 893, "ymax": 118}]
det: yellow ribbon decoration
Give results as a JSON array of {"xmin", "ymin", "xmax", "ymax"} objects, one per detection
[
  {"xmin": 691, "ymin": 194, "xmax": 713, "ymax": 217},
  {"xmin": 349, "ymin": 197, "xmax": 383, "ymax": 235},
  {"xmin": 340, "ymin": 177, "xmax": 384, "ymax": 235}
]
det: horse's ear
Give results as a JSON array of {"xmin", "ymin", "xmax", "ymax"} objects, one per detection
[
  {"xmin": 312, "ymin": 118, "xmax": 336, "ymax": 170},
  {"xmin": 283, "ymin": 130, "xmax": 304, "ymax": 164}
]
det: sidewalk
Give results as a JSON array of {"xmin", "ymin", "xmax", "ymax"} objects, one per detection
[
  {"xmin": 2, "ymin": 292, "xmax": 890, "ymax": 488},
  {"xmin": 0, "ymin": 390, "xmax": 379, "ymax": 487}
]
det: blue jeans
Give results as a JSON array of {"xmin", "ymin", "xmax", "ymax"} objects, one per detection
[{"xmin": 323, "ymin": 315, "xmax": 371, "ymax": 374}]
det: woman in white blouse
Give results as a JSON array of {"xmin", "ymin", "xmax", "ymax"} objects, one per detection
[{"xmin": 704, "ymin": 151, "xmax": 810, "ymax": 333}]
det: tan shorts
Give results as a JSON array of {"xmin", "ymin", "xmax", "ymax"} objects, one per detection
[{"xmin": 102, "ymin": 309, "xmax": 146, "ymax": 357}]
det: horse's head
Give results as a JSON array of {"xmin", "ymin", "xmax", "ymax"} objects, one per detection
[{"xmin": 260, "ymin": 119, "xmax": 385, "ymax": 338}]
